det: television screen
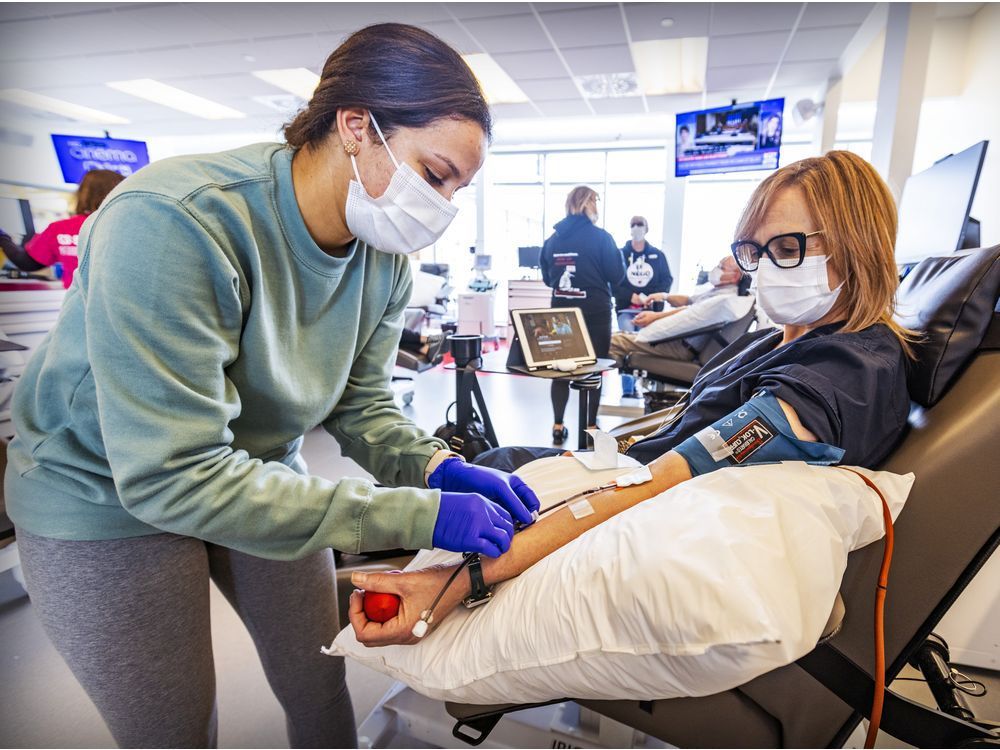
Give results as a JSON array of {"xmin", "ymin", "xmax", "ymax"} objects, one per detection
[
  {"xmin": 675, "ymin": 97, "xmax": 784, "ymax": 177},
  {"xmin": 518, "ymin": 246, "xmax": 542, "ymax": 269},
  {"xmin": 895, "ymin": 140, "xmax": 988, "ymax": 265},
  {"xmin": 51, "ymin": 134, "xmax": 150, "ymax": 184}
]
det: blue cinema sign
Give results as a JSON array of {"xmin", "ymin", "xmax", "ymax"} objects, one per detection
[{"xmin": 51, "ymin": 134, "xmax": 150, "ymax": 183}]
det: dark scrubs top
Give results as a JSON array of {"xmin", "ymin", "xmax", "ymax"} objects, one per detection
[{"xmin": 627, "ymin": 322, "xmax": 910, "ymax": 468}]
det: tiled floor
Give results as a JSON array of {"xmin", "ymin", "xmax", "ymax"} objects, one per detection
[{"xmin": 1, "ymin": 360, "xmax": 997, "ymax": 748}]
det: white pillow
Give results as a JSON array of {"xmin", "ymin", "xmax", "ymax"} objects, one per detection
[
  {"xmin": 328, "ymin": 459, "xmax": 912, "ymax": 704},
  {"xmin": 636, "ymin": 292, "xmax": 753, "ymax": 343}
]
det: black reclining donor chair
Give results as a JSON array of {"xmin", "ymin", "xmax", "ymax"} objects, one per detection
[{"xmin": 444, "ymin": 245, "xmax": 1000, "ymax": 748}]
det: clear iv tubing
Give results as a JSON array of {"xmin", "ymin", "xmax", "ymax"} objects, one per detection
[{"xmin": 411, "ymin": 485, "xmax": 618, "ymax": 638}]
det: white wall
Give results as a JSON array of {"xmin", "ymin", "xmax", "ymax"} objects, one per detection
[{"xmin": 912, "ymin": 4, "xmax": 1000, "ymax": 246}]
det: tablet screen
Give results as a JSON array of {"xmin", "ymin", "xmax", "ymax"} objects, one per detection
[{"xmin": 512, "ymin": 308, "xmax": 595, "ymax": 368}]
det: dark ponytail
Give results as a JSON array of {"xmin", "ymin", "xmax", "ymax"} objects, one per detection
[{"xmin": 284, "ymin": 23, "xmax": 492, "ymax": 149}]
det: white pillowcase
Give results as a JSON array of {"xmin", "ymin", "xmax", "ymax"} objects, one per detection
[{"xmin": 328, "ymin": 458, "xmax": 912, "ymax": 705}]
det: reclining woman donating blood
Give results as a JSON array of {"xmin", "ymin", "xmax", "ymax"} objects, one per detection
[{"xmin": 349, "ymin": 150, "xmax": 916, "ymax": 647}]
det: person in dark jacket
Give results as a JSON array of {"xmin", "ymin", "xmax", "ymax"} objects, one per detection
[
  {"xmin": 539, "ymin": 186, "xmax": 625, "ymax": 444},
  {"xmin": 614, "ymin": 215, "xmax": 673, "ymax": 332}
]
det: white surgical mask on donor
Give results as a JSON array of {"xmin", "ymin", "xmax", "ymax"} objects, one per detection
[
  {"xmin": 630, "ymin": 225, "xmax": 646, "ymax": 242},
  {"xmin": 345, "ymin": 111, "xmax": 458, "ymax": 254},
  {"xmin": 708, "ymin": 265, "xmax": 723, "ymax": 286},
  {"xmin": 754, "ymin": 254, "xmax": 843, "ymax": 325}
]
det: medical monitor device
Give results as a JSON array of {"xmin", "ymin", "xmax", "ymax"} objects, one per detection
[
  {"xmin": 510, "ymin": 307, "xmax": 596, "ymax": 372},
  {"xmin": 51, "ymin": 134, "xmax": 150, "ymax": 183},
  {"xmin": 0, "ymin": 198, "xmax": 34, "ymax": 242},
  {"xmin": 895, "ymin": 141, "xmax": 988, "ymax": 264},
  {"xmin": 473, "ymin": 254, "xmax": 492, "ymax": 271},
  {"xmin": 675, "ymin": 97, "xmax": 784, "ymax": 177},
  {"xmin": 518, "ymin": 246, "xmax": 542, "ymax": 269}
]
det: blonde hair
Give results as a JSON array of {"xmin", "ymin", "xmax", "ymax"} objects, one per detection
[
  {"xmin": 565, "ymin": 185, "xmax": 598, "ymax": 216},
  {"xmin": 734, "ymin": 150, "xmax": 914, "ymax": 356}
]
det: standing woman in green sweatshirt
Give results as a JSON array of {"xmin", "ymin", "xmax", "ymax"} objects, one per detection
[{"xmin": 5, "ymin": 24, "xmax": 538, "ymax": 748}]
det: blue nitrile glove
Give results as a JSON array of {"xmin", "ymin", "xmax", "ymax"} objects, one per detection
[
  {"xmin": 433, "ymin": 492, "xmax": 515, "ymax": 557},
  {"xmin": 428, "ymin": 458, "xmax": 541, "ymax": 526}
]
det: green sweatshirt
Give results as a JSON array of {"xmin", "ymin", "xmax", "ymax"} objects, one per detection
[{"xmin": 4, "ymin": 142, "xmax": 448, "ymax": 559}]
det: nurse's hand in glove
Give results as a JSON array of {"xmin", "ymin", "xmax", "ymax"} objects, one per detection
[
  {"xmin": 349, "ymin": 565, "xmax": 466, "ymax": 647},
  {"xmin": 433, "ymin": 492, "xmax": 514, "ymax": 557},
  {"xmin": 428, "ymin": 458, "xmax": 540, "ymax": 527}
]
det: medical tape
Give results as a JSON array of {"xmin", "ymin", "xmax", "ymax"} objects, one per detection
[
  {"xmin": 568, "ymin": 498, "xmax": 595, "ymax": 519},
  {"xmin": 694, "ymin": 426, "xmax": 736, "ymax": 461},
  {"xmin": 614, "ymin": 465, "xmax": 653, "ymax": 487}
]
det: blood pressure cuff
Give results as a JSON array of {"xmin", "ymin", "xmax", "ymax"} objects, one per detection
[{"xmin": 674, "ymin": 389, "xmax": 845, "ymax": 476}]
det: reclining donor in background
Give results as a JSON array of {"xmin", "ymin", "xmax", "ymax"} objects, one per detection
[
  {"xmin": 348, "ymin": 150, "xmax": 914, "ymax": 649},
  {"xmin": 610, "ymin": 254, "xmax": 753, "ymax": 395}
]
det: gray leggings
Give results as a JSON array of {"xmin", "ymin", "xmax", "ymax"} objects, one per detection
[{"xmin": 16, "ymin": 529, "xmax": 356, "ymax": 749}]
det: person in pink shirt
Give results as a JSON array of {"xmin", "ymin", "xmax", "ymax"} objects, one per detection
[{"xmin": 1, "ymin": 169, "xmax": 124, "ymax": 288}]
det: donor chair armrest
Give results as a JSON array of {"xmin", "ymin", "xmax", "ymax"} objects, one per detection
[{"xmin": 643, "ymin": 321, "xmax": 729, "ymax": 347}]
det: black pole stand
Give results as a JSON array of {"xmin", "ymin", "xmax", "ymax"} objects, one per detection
[{"xmin": 455, "ymin": 363, "xmax": 499, "ymax": 447}]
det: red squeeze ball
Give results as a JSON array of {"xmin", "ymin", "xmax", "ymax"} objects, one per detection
[{"xmin": 363, "ymin": 591, "xmax": 400, "ymax": 623}]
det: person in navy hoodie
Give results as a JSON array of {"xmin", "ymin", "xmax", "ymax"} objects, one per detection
[{"xmin": 539, "ymin": 186, "xmax": 625, "ymax": 444}]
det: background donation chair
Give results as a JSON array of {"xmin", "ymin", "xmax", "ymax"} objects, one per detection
[
  {"xmin": 444, "ymin": 244, "xmax": 1000, "ymax": 748},
  {"xmin": 626, "ymin": 304, "xmax": 759, "ymax": 412}
]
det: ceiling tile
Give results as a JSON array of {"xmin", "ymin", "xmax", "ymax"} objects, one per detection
[
  {"xmin": 537, "ymin": 99, "xmax": 592, "ymax": 117},
  {"xmin": 707, "ymin": 31, "xmax": 787, "ymax": 68},
  {"xmin": 113, "ymin": 4, "xmax": 242, "ymax": 48},
  {"xmin": 492, "ymin": 50, "xmax": 566, "ymax": 81},
  {"xmin": 519, "ymin": 77, "xmax": 581, "ymax": 101},
  {"xmin": 534, "ymin": 3, "xmax": 616, "ymax": 12},
  {"xmin": 705, "ymin": 63, "xmax": 774, "ymax": 91},
  {"xmin": 538, "ymin": 5, "xmax": 626, "ymax": 48},
  {"xmin": 561, "ymin": 44, "xmax": 635, "ymax": 76},
  {"xmin": 646, "ymin": 92, "xmax": 705, "ymax": 113},
  {"xmin": 784, "ymin": 25, "xmax": 859, "ymax": 63},
  {"xmin": 0, "ymin": 16, "xmax": 133, "ymax": 61},
  {"xmin": 462, "ymin": 14, "xmax": 550, "ymax": 54},
  {"xmin": 623, "ymin": 3, "xmax": 712, "ymax": 42},
  {"xmin": 445, "ymin": 3, "xmax": 533, "ymax": 21},
  {"xmin": 0, "ymin": 3, "xmax": 115, "ymax": 22},
  {"xmin": 589, "ymin": 97, "xmax": 645, "ymax": 115},
  {"xmin": 799, "ymin": 2, "xmax": 874, "ymax": 28},
  {"xmin": 772, "ymin": 59, "xmax": 838, "ymax": 87},
  {"xmin": 421, "ymin": 19, "xmax": 479, "ymax": 53},
  {"xmin": 710, "ymin": 3, "xmax": 805, "ymax": 36},
  {"xmin": 491, "ymin": 102, "xmax": 542, "ymax": 119}
]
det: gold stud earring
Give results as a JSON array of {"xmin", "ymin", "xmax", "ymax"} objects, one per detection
[{"xmin": 343, "ymin": 140, "xmax": 359, "ymax": 156}]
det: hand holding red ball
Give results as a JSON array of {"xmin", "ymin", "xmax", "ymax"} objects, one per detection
[{"xmin": 363, "ymin": 591, "xmax": 400, "ymax": 623}]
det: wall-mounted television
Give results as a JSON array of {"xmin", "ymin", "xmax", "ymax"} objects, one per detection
[
  {"xmin": 51, "ymin": 134, "xmax": 150, "ymax": 184},
  {"xmin": 675, "ymin": 97, "xmax": 784, "ymax": 177}
]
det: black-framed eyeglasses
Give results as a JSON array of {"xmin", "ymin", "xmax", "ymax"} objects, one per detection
[
  {"xmin": 730, "ymin": 230, "xmax": 824, "ymax": 272},
  {"xmin": 630, "ymin": 223, "xmax": 646, "ymax": 228}
]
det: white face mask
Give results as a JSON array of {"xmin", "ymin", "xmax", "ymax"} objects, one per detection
[
  {"xmin": 708, "ymin": 265, "xmax": 724, "ymax": 286},
  {"xmin": 345, "ymin": 112, "xmax": 458, "ymax": 254},
  {"xmin": 630, "ymin": 225, "xmax": 646, "ymax": 242},
  {"xmin": 754, "ymin": 254, "xmax": 843, "ymax": 325}
]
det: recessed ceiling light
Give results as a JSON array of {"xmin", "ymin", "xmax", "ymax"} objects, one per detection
[
  {"xmin": 660, "ymin": 18, "xmax": 675, "ymax": 28},
  {"xmin": 106, "ymin": 79, "xmax": 245, "ymax": 120},
  {"xmin": 630, "ymin": 37, "xmax": 708, "ymax": 95},
  {"xmin": 0, "ymin": 88, "xmax": 130, "ymax": 124},
  {"xmin": 243, "ymin": 54, "xmax": 257, "ymax": 63},
  {"xmin": 462, "ymin": 53, "xmax": 529, "ymax": 104},
  {"xmin": 252, "ymin": 68, "xmax": 320, "ymax": 101},
  {"xmin": 574, "ymin": 73, "xmax": 640, "ymax": 99}
]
